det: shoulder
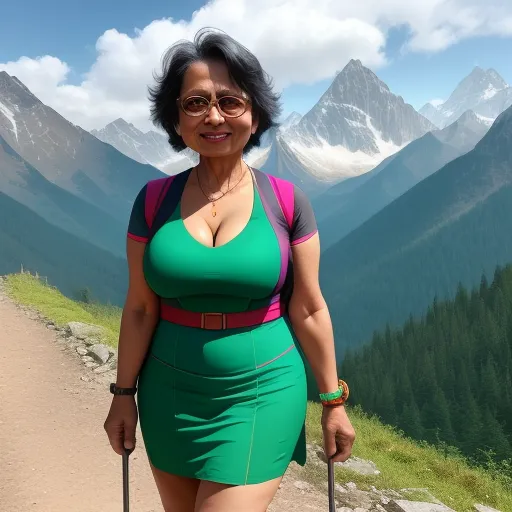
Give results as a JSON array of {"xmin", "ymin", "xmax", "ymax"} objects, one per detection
[{"xmin": 251, "ymin": 168, "xmax": 306, "ymax": 193}]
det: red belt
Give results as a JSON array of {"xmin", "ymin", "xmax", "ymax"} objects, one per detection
[{"xmin": 160, "ymin": 300, "xmax": 285, "ymax": 330}]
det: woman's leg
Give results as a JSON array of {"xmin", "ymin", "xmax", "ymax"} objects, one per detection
[
  {"xmin": 150, "ymin": 462, "xmax": 200, "ymax": 512},
  {"xmin": 194, "ymin": 476, "xmax": 282, "ymax": 512}
]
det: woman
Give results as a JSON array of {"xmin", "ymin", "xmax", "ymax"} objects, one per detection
[{"xmin": 104, "ymin": 28, "xmax": 355, "ymax": 512}]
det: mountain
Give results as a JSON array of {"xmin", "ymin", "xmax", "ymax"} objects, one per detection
[
  {"xmin": 431, "ymin": 109, "xmax": 491, "ymax": 153},
  {"xmin": 316, "ymin": 109, "xmax": 490, "ymax": 248},
  {"xmin": 0, "ymin": 191, "xmax": 127, "ymax": 305},
  {"xmin": 91, "ymin": 111, "xmax": 298, "ymax": 176},
  {"xmin": 0, "ymin": 135, "xmax": 126, "ymax": 256},
  {"xmin": 320, "ymin": 104, "xmax": 512, "ymax": 351},
  {"xmin": 278, "ymin": 111, "xmax": 302, "ymax": 133},
  {"xmin": 90, "ymin": 118, "xmax": 193, "ymax": 172},
  {"xmin": 280, "ymin": 59, "xmax": 435, "ymax": 181},
  {"xmin": 0, "ymin": 71, "xmax": 163, "ymax": 225},
  {"xmin": 312, "ymin": 153, "xmax": 398, "ymax": 223},
  {"xmin": 420, "ymin": 67, "xmax": 511, "ymax": 128},
  {"xmin": 261, "ymin": 130, "xmax": 333, "ymax": 198}
]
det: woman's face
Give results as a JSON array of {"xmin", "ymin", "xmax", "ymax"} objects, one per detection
[{"xmin": 176, "ymin": 59, "xmax": 258, "ymax": 158}]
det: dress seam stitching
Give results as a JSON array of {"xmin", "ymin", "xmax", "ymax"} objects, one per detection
[{"xmin": 244, "ymin": 330, "xmax": 259, "ymax": 485}]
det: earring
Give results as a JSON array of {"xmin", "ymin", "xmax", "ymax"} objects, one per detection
[{"xmin": 175, "ymin": 125, "xmax": 181, "ymax": 136}]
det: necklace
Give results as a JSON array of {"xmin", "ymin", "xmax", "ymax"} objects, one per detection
[{"xmin": 196, "ymin": 162, "xmax": 248, "ymax": 217}]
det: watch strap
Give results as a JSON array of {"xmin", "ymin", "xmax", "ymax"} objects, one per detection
[{"xmin": 110, "ymin": 383, "xmax": 137, "ymax": 395}]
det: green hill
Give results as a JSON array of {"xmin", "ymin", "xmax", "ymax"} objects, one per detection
[
  {"xmin": 339, "ymin": 263, "xmax": 512, "ymax": 467},
  {"xmin": 0, "ymin": 192, "xmax": 127, "ymax": 306}
]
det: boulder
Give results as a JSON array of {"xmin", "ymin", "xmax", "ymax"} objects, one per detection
[
  {"xmin": 474, "ymin": 505, "xmax": 502, "ymax": 512},
  {"xmin": 87, "ymin": 344, "xmax": 110, "ymax": 364},
  {"xmin": 76, "ymin": 346, "xmax": 88, "ymax": 356},
  {"xmin": 66, "ymin": 322, "xmax": 105, "ymax": 341},
  {"xmin": 385, "ymin": 500, "xmax": 456, "ymax": 512}
]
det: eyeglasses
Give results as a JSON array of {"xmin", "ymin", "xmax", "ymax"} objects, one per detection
[{"xmin": 177, "ymin": 95, "xmax": 250, "ymax": 118}]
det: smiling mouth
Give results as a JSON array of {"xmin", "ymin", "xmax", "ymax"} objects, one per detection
[{"xmin": 200, "ymin": 133, "xmax": 231, "ymax": 141}]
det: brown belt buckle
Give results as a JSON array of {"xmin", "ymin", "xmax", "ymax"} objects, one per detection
[{"xmin": 201, "ymin": 312, "xmax": 227, "ymax": 330}]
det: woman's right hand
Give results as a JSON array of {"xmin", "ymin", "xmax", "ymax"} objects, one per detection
[{"xmin": 104, "ymin": 395, "xmax": 138, "ymax": 455}]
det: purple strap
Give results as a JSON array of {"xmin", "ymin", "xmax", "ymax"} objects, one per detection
[{"xmin": 145, "ymin": 176, "xmax": 174, "ymax": 229}]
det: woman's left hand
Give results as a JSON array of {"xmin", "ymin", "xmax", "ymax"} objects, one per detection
[{"xmin": 322, "ymin": 405, "xmax": 356, "ymax": 462}]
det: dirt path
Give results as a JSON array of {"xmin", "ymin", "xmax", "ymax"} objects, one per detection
[{"xmin": 0, "ymin": 285, "xmax": 328, "ymax": 512}]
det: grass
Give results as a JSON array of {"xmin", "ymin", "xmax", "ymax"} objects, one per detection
[
  {"xmin": 305, "ymin": 402, "xmax": 512, "ymax": 511},
  {"xmin": 4, "ymin": 271, "xmax": 512, "ymax": 511},
  {"xmin": 4, "ymin": 272, "xmax": 122, "ymax": 347}
]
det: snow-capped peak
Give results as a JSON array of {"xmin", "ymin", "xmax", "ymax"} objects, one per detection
[
  {"xmin": 419, "ymin": 67, "xmax": 510, "ymax": 129},
  {"xmin": 280, "ymin": 59, "xmax": 434, "ymax": 180},
  {"xmin": 279, "ymin": 112, "xmax": 302, "ymax": 133}
]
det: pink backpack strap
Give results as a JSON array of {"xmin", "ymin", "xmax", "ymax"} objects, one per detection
[
  {"xmin": 268, "ymin": 174, "xmax": 294, "ymax": 230},
  {"xmin": 145, "ymin": 176, "xmax": 175, "ymax": 229}
]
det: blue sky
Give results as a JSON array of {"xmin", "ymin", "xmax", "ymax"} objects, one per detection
[{"xmin": 2, "ymin": 1, "xmax": 512, "ymax": 130}]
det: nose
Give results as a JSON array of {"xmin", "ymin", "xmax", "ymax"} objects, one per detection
[{"xmin": 204, "ymin": 102, "xmax": 225, "ymax": 126}]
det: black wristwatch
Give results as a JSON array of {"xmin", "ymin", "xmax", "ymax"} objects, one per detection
[{"xmin": 110, "ymin": 383, "xmax": 137, "ymax": 396}]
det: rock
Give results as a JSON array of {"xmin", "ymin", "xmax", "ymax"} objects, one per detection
[
  {"xmin": 85, "ymin": 362, "xmax": 99, "ymax": 368},
  {"xmin": 76, "ymin": 346, "xmax": 88, "ymax": 356},
  {"xmin": 337, "ymin": 456, "xmax": 380, "ymax": 475},
  {"xmin": 81, "ymin": 355, "xmax": 95, "ymax": 363},
  {"xmin": 336, "ymin": 489, "xmax": 374, "ymax": 510},
  {"xmin": 308, "ymin": 444, "xmax": 380, "ymax": 476},
  {"xmin": 66, "ymin": 322, "xmax": 105, "ymax": 341},
  {"xmin": 84, "ymin": 336, "xmax": 101, "ymax": 346},
  {"xmin": 293, "ymin": 480, "xmax": 311, "ymax": 491},
  {"xmin": 88, "ymin": 344, "xmax": 110, "ymax": 364},
  {"xmin": 338, "ymin": 508, "xmax": 354, "ymax": 512},
  {"xmin": 385, "ymin": 490, "xmax": 404, "ymax": 499},
  {"xmin": 400, "ymin": 489, "xmax": 443, "ymax": 506},
  {"xmin": 93, "ymin": 363, "xmax": 115, "ymax": 374},
  {"xmin": 335, "ymin": 483, "xmax": 347, "ymax": 494},
  {"xmin": 354, "ymin": 508, "xmax": 369, "ymax": 512},
  {"xmin": 474, "ymin": 505, "xmax": 502, "ymax": 512},
  {"xmin": 346, "ymin": 482, "xmax": 358, "ymax": 491},
  {"xmin": 387, "ymin": 500, "xmax": 456, "ymax": 512}
]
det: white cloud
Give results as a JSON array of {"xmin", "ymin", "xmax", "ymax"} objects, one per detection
[{"xmin": 1, "ymin": 0, "xmax": 511, "ymax": 132}]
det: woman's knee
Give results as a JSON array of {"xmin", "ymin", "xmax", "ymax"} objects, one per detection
[
  {"xmin": 150, "ymin": 462, "xmax": 200, "ymax": 512},
  {"xmin": 194, "ymin": 476, "xmax": 282, "ymax": 512}
]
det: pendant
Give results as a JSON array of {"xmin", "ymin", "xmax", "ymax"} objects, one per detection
[{"xmin": 212, "ymin": 201, "xmax": 217, "ymax": 217}]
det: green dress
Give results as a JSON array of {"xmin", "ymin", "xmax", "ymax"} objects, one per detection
[{"xmin": 129, "ymin": 168, "xmax": 317, "ymax": 485}]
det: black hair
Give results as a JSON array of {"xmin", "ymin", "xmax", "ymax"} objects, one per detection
[{"xmin": 148, "ymin": 27, "xmax": 282, "ymax": 153}]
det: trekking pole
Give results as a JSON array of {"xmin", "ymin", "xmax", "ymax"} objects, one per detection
[
  {"xmin": 328, "ymin": 455, "xmax": 336, "ymax": 512},
  {"xmin": 122, "ymin": 447, "xmax": 134, "ymax": 512}
]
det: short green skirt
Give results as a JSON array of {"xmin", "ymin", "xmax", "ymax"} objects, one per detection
[{"xmin": 136, "ymin": 315, "xmax": 307, "ymax": 485}]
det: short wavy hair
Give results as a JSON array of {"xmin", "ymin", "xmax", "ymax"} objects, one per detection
[{"xmin": 148, "ymin": 28, "xmax": 282, "ymax": 154}]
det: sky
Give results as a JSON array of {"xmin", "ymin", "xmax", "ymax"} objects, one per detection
[{"xmin": 1, "ymin": 0, "xmax": 512, "ymax": 133}]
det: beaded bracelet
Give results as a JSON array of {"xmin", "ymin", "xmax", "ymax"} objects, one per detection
[{"xmin": 320, "ymin": 379, "xmax": 349, "ymax": 407}]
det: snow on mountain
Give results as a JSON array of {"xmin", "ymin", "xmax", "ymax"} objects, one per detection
[
  {"xmin": 0, "ymin": 71, "xmax": 162, "ymax": 224},
  {"xmin": 90, "ymin": 118, "xmax": 192, "ymax": 171},
  {"xmin": 0, "ymin": 99, "xmax": 18, "ymax": 141},
  {"xmin": 281, "ymin": 59, "xmax": 435, "ymax": 181},
  {"xmin": 419, "ymin": 67, "xmax": 511, "ymax": 128},
  {"xmin": 91, "ymin": 114, "xmax": 283, "ymax": 174},
  {"xmin": 278, "ymin": 112, "xmax": 302, "ymax": 133}
]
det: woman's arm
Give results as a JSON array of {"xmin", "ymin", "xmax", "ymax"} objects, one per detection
[
  {"xmin": 288, "ymin": 232, "xmax": 355, "ymax": 462},
  {"xmin": 115, "ymin": 238, "xmax": 160, "ymax": 388},
  {"xmin": 287, "ymin": 232, "xmax": 339, "ymax": 395}
]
